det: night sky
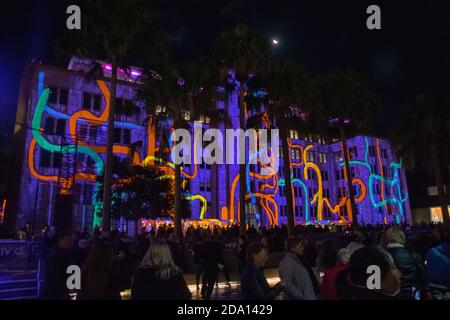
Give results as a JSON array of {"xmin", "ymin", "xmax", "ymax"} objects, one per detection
[{"xmin": 1, "ymin": 0, "xmax": 450, "ymax": 143}]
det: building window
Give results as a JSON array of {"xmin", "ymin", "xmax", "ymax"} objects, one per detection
[
  {"xmin": 89, "ymin": 126, "xmax": 97, "ymax": 143},
  {"xmin": 40, "ymin": 150, "xmax": 60, "ymax": 169},
  {"xmin": 289, "ymin": 130, "xmax": 299, "ymax": 140},
  {"xmin": 122, "ymin": 129, "xmax": 131, "ymax": 145},
  {"xmin": 369, "ymin": 145, "xmax": 376, "ymax": 157},
  {"xmin": 375, "ymin": 184, "xmax": 381, "ymax": 195},
  {"xmin": 349, "ymin": 146, "xmax": 358, "ymax": 159},
  {"xmin": 93, "ymin": 95, "xmax": 102, "ymax": 112},
  {"xmin": 199, "ymin": 114, "xmax": 210, "ymax": 124},
  {"xmin": 200, "ymin": 180, "xmax": 205, "ymax": 192},
  {"xmin": 78, "ymin": 123, "xmax": 88, "ymax": 140},
  {"xmin": 83, "ymin": 184, "xmax": 93, "ymax": 205},
  {"xmin": 48, "ymin": 87, "xmax": 68, "ymax": 105},
  {"xmin": 338, "ymin": 187, "xmax": 347, "ymax": 199},
  {"xmin": 182, "ymin": 110, "xmax": 191, "ymax": 121},
  {"xmin": 113, "ymin": 128, "xmax": 131, "ymax": 145},
  {"xmin": 335, "ymin": 152, "xmax": 343, "ymax": 163},
  {"xmin": 319, "ymin": 153, "xmax": 327, "ymax": 164},
  {"xmin": 280, "ymin": 186, "xmax": 285, "ymax": 197},
  {"xmin": 83, "ymin": 93, "xmax": 103, "ymax": 112},
  {"xmin": 44, "ymin": 117, "xmax": 66, "ymax": 136},
  {"xmin": 307, "ymin": 151, "xmax": 314, "ymax": 162},
  {"xmin": 291, "ymin": 149, "xmax": 301, "ymax": 160},
  {"xmin": 280, "ymin": 205, "xmax": 285, "ymax": 217},
  {"xmin": 353, "ymin": 184, "xmax": 358, "ymax": 196}
]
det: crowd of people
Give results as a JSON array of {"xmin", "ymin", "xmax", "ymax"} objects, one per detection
[{"xmin": 32, "ymin": 221, "xmax": 450, "ymax": 300}]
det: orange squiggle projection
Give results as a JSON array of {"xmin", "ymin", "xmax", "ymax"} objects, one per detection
[
  {"xmin": 224, "ymin": 124, "xmax": 279, "ymax": 225},
  {"xmin": 143, "ymin": 126, "xmax": 200, "ymax": 180},
  {"xmin": 29, "ymin": 138, "xmax": 97, "ymax": 183},
  {"xmin": 337, "ymin": 143, "xmax": 369, "ymax": 222},
  {"xmin": 69, "ymin": 80, "xmax": 138, "ymax": 162}
]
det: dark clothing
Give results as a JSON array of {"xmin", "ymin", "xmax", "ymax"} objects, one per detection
[
  {"xmin": 240, "ymin": 263, "xmax": 283, "ymax": 300},
  {"xmin": 77, "ymin": 270, "xmax": 126, "ymax": 300},
  {"xmin": 199, "ymin": 240, "xmax": 224, "ymax": 299},
  {"xmin": 298, "ymin": 255, "xmax": 320, "ymax": 295},
  {"xmin": 131, "ymin": 267, "xmax": 192, "ymax": 300},
  {"xmin": 237, "ymin": 244, "xmax": 248, "ymax": 273},
  {"xmin": 387, "ymin": 245, "xmax": 425, "ymax": 299},
  {"xmin": 426, "ymin": 243, "xmax": 450, "ymax": 288},
  {"xmin": 40, "ymin": 246, "xmax": 74, "ymax": 300},
  {"xmin": 335, "ymin": 269, "xmax": 398, "ymax": 300},
  {"xmin": 168, "ymin": 241, "xmax": 185, "ymax": 269}
]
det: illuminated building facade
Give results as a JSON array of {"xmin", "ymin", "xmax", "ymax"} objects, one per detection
[{"xmin": 10, "ymin": 58, "xmax": 412, "ymax": 233}]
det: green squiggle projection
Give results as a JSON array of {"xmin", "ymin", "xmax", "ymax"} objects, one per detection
[
  {"xmin": 32, "ymin": 88, "xmax": 104, "ymax": 170},
  {"xmin": 33, "ymin": 72, "xmax": 105, "ymax": 228}
]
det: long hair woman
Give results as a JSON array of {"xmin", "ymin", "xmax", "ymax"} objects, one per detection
[
  {"xmin": 78, "ymin": 241, "xmax": 126, "ymax": 300},
  {"xmin": 131, "ymin": 240, "xmax": 192, "ymax": 300}
]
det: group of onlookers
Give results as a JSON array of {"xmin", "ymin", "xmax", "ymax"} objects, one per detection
[
  {"xmin": 240, "ymin": 224, "xmax": 450, "ymax": 300},
  {"xmin": 37, "ymin": 223, "xmax": 450, "ymax": 300}
]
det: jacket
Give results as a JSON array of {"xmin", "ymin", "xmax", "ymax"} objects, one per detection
[
  {"xmin": 240, "ymin": 263, "xmax": 283, "ymax": 300},
  {"xmin": 426, "ymin": 243, "xmax": 450, "ymax": 288},
  {"xmin": 131, "ymin": 267, "xmax": 192, "ymax": 300},
  {"xmin": 387, "ymin": 244, "xmax": 425, "ymax": 297},
  {"xmin": 320, "ymin": 262, "xmax": 348, "ymax": 300},
  {"xmin": 279, "ymin": 253, "xmax": 317, "ymax": 300}
]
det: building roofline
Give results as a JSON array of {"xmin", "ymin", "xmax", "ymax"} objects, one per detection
[{"xmin": 23, "ymin": 62, "xmax": 142, "ymax": 88}]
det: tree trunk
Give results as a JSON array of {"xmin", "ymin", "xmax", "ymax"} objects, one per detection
[
  {"xmin": 339, "ymin": 126, "xmax": 358, "ymax": 229},
  {"xmin": 430, "ymin": 141, "xmax": 449, "ymax": 226},
  {"xmin": 239, "ymin": 84, "xmax": 247, "ymax": 237},
  {"xmin": 174, "ymin": 163, "xmax": 184, "ymax": 242},
  {"xmin": 280, "ymin": 126, "xmax": 295, "ymax": 237},
  {"xmin": 101, "ymin": 62, "xmax": 118, "ymax": 233}
]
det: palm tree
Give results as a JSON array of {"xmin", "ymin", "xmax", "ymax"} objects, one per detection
[
  {"xmin": 57, "ymin": 0, "xmax": 160, "ymax": 232},
  {"xmin": 265, "ymin": 60, "xmax": 312, "ymax": 236},
  {"xmin": 213, "ymin": 24, "xmax": 271, "ymax": 236},
  {"xmin": 393, "ymin": 92, "xmax": 450, "ymax": 226},
  {"xmin": 140, "ymin": 61, "xmax": 222, "ymax": 241},
  {"xmin": 313, "ymin": 70, "xmax": 380, "ymax": 229},
  {"xmin": 246, "ymin": 60, "xmax": 312, "ymax": 236}
]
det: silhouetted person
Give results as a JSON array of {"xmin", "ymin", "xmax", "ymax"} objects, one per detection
[
  {"xmin": 131, "ymin": 240, "xmax": 191, "ymax": 300},
  {"xmin": 199, "ymin": 234, "xmax": 223, "ymax": 299},
  {"xmin": 240, "ymin": 242, "xmax": 284, "ymax": 300},
  {"xmin": 40, "ymin": 231, "xmax": 74, "ymax": 300},
  {"xmin": 78, "ymin": 241, "xmax": 128, "ymax": 300}
]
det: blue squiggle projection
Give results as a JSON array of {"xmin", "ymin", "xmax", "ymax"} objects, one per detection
[
  {"xmin": 247, "ymin": 146, "xmax": 268, "ymax": 204},
  {"xmin": 37, "ymin": 72, "xmax": 104, "ymax": 172},
  {"xmin": 340, "ymin": 137, "xmax": 408, "ymax": 222},
  {"xmin": 37, "ymin": 72, "xmax": 105, "ymax": 227}
]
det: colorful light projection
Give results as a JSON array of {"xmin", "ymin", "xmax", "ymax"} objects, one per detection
[
  {"xmin": 340, "ymin": 137, "xmax": 408, "ymax": 223},
  {"xmin": 30, "ymin": 72, "xmax": 208, "ymax": 227},
  {"xmin": 28, "ymin": 72, "xmax": 409, "ymax": 228},
  {"xmin": 0, "ymin": 199, "xmax": 6, "ymax": 224}
]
